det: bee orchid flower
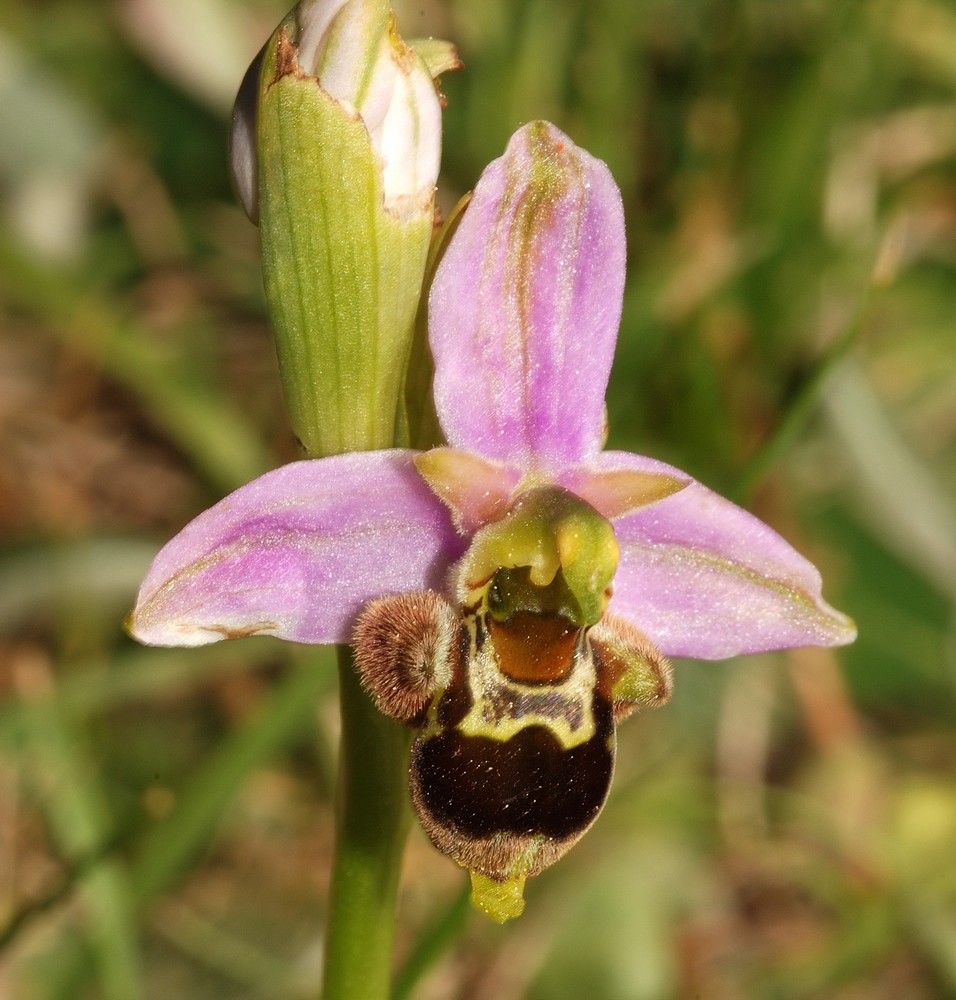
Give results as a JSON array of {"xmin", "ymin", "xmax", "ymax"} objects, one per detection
[{"xmin": 129, "ymin": 121, "xmax": 855, "ymax": 922}]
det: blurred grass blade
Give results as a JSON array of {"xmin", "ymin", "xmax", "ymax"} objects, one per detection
[
  {"xmin": 392, "ymin": 881, "xmax": 471, "ymax": 1000},
  {"xmin": 0, "ymin": 33, "xmax": 102, "ymax": 259},
  {"xmin": 131, "ymin": 649, "xmax": 334, "ymax": 903},
  {"xmin": 734, "ymin": 298, "xmax": 866, "ymax": 501},
  {"xmin": 825, "ymin": 361, "xmax": 956, "ymax": 603},
  {"xmin": 0, "ymin": 640, "xmax": 288, "ymax": 749},
  {"xmin": 0, "ymin": 539, "xmax": 155, "ymax": 634},
  {"xmin": 9, "ymin": 650, "xmax": 334, "ymax": 997},
  {"xmin": 0, "ymin": 238, "xmax": 271, "ymax": 492},
  {"xmin": 15, "ymin": 649, "xmax": 143, "ymax": 1000}
]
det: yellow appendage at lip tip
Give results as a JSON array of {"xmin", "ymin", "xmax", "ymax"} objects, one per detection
[{"xmin": 469, "ymin": 872, "xmax": 527, "ymax": 923}]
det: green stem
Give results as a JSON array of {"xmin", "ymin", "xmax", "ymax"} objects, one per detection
[{"xmin": 322, "ymin": 647, "xmax": 412, "ymax": 1000}]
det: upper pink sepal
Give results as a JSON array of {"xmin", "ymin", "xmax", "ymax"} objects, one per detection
[
  {"xmin": 129, "ymin": 450, "xmax": 463, "ymax": 647},
  {"xmin": 429, "ymin": 121, "xmax": 626, "ymax": 472}
]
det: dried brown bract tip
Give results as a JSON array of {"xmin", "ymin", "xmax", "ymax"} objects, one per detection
[{"xmin": 353, "ymin": 592, "xmax": 462, "ymax": 724}]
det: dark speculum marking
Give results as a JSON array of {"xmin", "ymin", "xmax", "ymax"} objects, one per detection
[{"xmin": 484, "ymin": 684, "xmax": 586, "ymax": 730}]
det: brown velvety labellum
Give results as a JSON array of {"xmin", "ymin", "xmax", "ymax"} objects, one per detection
[
  {"xmin": 410, "ymin": 690, "xmax": 615, "ymax": 880},
  {"xmin": 351, "ymin": 586, "xmax": 671, "ymax": 891},
  {"xmin": 406, "ymin": 603, "xmax": 616, "ymax": 881}
]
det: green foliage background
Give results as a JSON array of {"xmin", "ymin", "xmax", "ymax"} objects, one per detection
[{"xmin": 1, "ymin": 0, "xmax": 955, "ymax": 996}]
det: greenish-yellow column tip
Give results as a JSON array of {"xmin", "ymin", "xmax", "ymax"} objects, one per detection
[
  {"xmin": 457, "ymin": 486, "xmax": 619, "ymax": 627},
  {"xmin": 469, "ymin": 872, "xmax": 527, "ymax": 923}
]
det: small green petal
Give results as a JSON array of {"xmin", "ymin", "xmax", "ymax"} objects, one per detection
[{"xmin": 414, "ymin": 447, "xmax": 519, "ymax": 533}]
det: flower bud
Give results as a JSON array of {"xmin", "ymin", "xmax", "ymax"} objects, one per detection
[{"xmin": 230, "ymin": 0, "xmax": 458, "ymax": 456}]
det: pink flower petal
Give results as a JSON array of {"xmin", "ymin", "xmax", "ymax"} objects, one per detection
[
  {"xmin": 429, "ymin": 121, "xmax": 625, "ymax": 471},
  {"xmin": 129, "ymin": 450, "xmax": 463, "ymax": 647},
  {"xmin": 589, "ymin": 452, "xmax": 857, "ymax": 659}
]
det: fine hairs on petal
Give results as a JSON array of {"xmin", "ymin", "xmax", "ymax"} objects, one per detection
[
  {"xmin": 353, "ymin": 591, "xmax": 463, "ymax": 723},
  {"xmin": 590, "ymin": 612, "xmax": 673, "ymax": 722},
  {"xmin": 128, "ymin": 451, "xmax": 465, "ymax": 648}
]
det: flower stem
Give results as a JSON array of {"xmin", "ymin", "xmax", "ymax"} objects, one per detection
[{"xmin": 322, "ymin": 646, "xmax": 412, "ymax": 1000}]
